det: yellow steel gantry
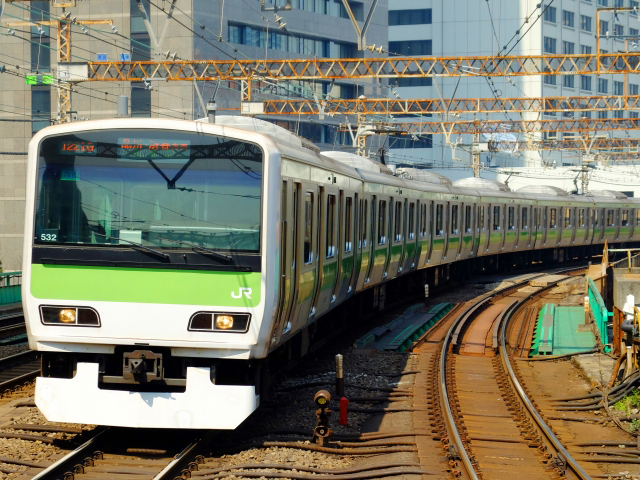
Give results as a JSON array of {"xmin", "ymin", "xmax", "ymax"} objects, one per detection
[{"xmin": 245, "ymin": 95, "xmax": 640, "ymax": 116}]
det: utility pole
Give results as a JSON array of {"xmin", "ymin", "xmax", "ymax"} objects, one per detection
[
  {"xmin": 6, "ymin": 2, "xmax": 112, "ymax": 123},
  {"xmin": 471, "ymin": 132, "xmax": 481, "ymax": 177}
]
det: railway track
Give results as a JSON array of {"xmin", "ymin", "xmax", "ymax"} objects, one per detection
[{"xmin": 414, "ymin": 267, "xmax": 594, "ymax": 479}]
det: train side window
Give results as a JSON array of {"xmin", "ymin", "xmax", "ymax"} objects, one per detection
[
  {"xmin": 636, "ymin": 210, "xmax": 640, "ymax": 227},
  {"xmin": 622, "ymin": 209, "xmax": 629, "ymax": 227},
  {"xmin": 435, "ymin": 204, "xmax": 444, "ymax": 236},
  {"xmin": 478, "ymin": 206, "xmax": 484, "ymax": 232},
  {"xmin": 409, "ymin": 203, "xmax": 415, "ymax": 240},
  {"xmin": 465, "ymin": 205, "xmax": 472, "ymax": 233},
  {"xmin": 508, "ymin": 206, "xmax": 515, "ymax": 230},
  {"xmin": 326, "ymin": 194, "xmax": 336, "ymax": 258},
  {"xmin": 549, "ymin": 208, "xmax": 557, "ymax": 228},
  {"xmin": 594, "ymin": 209, "xmax": 599, "ymax": 227},
  {"xmin": 607, "ymin": 209, "xmax": 614, "ymax": 227},
  {"xmin": 304, "ymin": 192, "xmax": 314, "ymax": 264},
  {"xmin": 579, "ymin": 209, "xmax": 585, "ymax": 228},
  {"xmin": 493, "ymin": 206, "xmax": 500, "ymax": 231},
  {"xmin": 378, "ymin": 200, "xmax": 387, "ymax": 244},
  {"xmin": 451, "ymin": 204, "xmax": 459, "ymax": 235},
  {"xmin": 521, "ymin": 207, "xmax": 528, "ymax": 230},
  {"xmin": 345, "ymin": 197, "xmax": 353, "ymax": 252},
  {"xmin": 394, "ymin": 201, "xmax": 403, "ymax": 242},
  {"xmin": 563, "ymin": 208, "xmax": 571, "ymax": 228}
]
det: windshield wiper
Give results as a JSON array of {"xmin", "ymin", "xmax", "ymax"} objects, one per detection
[
  {"xmin": 92, "ymin": 232, "xmax": 170, "ymax": 260},
  {"xmin": 155, "ymin": 236, "xmax": 233, "ymax": 263}
]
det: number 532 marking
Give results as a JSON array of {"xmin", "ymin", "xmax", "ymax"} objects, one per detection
[{"xmin": 40, "ymin": 233, "xmax": 57, "ymax": 242}]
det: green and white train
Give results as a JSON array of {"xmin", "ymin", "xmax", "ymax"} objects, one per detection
[{"xmin": 22, "ymin": 116, "xmax": 640, "ymax": 429}]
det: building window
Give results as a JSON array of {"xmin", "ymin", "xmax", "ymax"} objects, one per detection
[
  {"xmin": 631, "ymin": 84, "xmax": 639, "ymax": 95},
  {"xmin": 563, "ymin": 41, "xmax": 575, "ymax": 55},
  {"xmin": 562, "ymin": 10, "xmax": 575, "ymax": 28},
  {"xmin": 397, "ymin": 78, "xmax": 433, "ymax": 87},
  {"xmin": 544, "ymin": 37, "xmax": 557, "ymax": 54},
  {"xmin": 598, "ymin": 78, "xmax": 608, "ymax": 94},
  {"xmin": 389, "ymin": 40, "xmax": 432, "ymax": 55},
  {"xmin": 30, "ymin": 1, "xmax": 51, "ymax": 72},
  {"xmin": 563, "ymin": 76, "xmax": 575, "ymax": 88},
  {"xmin": 389, "ymin": 136, "xmax": 433, "ymax": 149},
  {"xmin": 580, "ymin": 15, "xmax": 592, "ymax": 32},
  {"xmin": 131, "ymin": 86, "xmax": 151, "ymax": 118},
  {"xmin": 581, "ymin": 45, "xmax": 592, "ymax": 55},
  {"xmin": 614, "ymin": 0, "xmax": 624, "ymax": 6},
  {"xmin": 632, "ymin": 2, "xmax": 639, "ymax": 16},
  {"xmin": 614, "ymin": 24, "xmax": 624, "ymax": 37},
  {"xmin": 600, "ymin": 20, "xmax": 609, "ymax": 35},
  {"xmin": 544, "ymin": 5, "xmax": 556, "ymax": 23},
  {"xmin": 614, "ymin": 110, "xmax": 624, "ymax": 119},
  {"xmin": 614, "ymin": 81, "xmax": 624, "ymax": 95},
  {"xmin": 631, "ymin": 28, "xmax": 639, "ymax": 37},
  {"xmin": 31, "ymin": 86, "xmax": 50, "ymax": 134},
  {"xmin": 632, "ymin": 112, "xmax": 640, "ymax": 118},
  {"xmin": 598, "ymin": 110, "xmax": 608, "ymax": 119},
  {"xmin": 544, "ymin": 75, "xmax": 557, "ymax": 85},
  {"xmin": 388, "ymin": 9, "xmax": 432, "ymax": 25},
  {"xmin": 598, "ymin": 0, "xmax": 608, "ymax": 6},
  {"xmin": 581, "ymin": 75, "xmax": 592, "ymax": 91}
]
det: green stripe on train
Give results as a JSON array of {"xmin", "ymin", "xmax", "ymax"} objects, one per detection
[{"xmin": 30, "ymin": 264, "xmax": 262, "ymax": 307}]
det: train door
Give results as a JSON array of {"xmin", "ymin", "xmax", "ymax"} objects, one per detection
[
  {"xmin": 560, "ymin": 207, "xmax": 571, "ymax": 246},
  {"xmin": 287, "ymin": 184, "xmax": 319, "ymax": 335},
  {"xmin": 576, "ymin": 208, "xmax": 587, "ymax": 245},
  {"xmin": 401, "ymin": 199, "xmax": 418, "ymax": 273},
  {"xmin": 487, "ymin": 204, "xmax": 503, "ymax": 254},
  {"xmin": 271, "ymin": 181, "xmax": 298, "ymax": 347},
  {"xmin": 417, "ymin": 201, "xmax": 430, "ymax": 267},
  {"xmin": 504, "ymin": 204, "xmax": 517, "ymax": 252},
  {"xmin": 334, "ymin": 193, "xmax": 356, "ymax": 304},
  {"xmin": 459, "ymin": 203, "xmax": 474, "ymax": 259},
  {"xmin": 369, "ymin": 195, "xmax": 390, "ymax": 284},
  {"xmin": 356, "ymin": 195, "xmax": 372, "ymax": 291},
  {"xmin": 540, "ymin": 207, "xmax": 549, "ymax": 246},
  {"xmin": 429, "ymin": 202, "xmax": 446, "ymax": 264},
  {"xmin": 475, "ymin": 204, "xmax": 487, "ymax": 256},
  {"xmin": 621, "ymin": 208, "xmax": 631, "ymax": 241},
  {"xmin": 633, "ymin": 210, "xmax": 640, "ymax": 241},
  {"xmin": 312, "ymin": 187, "xmax": 340, "ymax": 319},
  {"xmin": 387, "ymin": 198, "xmax": 404, "ymax": 277}
]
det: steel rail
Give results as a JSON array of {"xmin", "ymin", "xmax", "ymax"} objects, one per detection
[
  {"xmin": 497, "ymin": 269, "xmax": 591, "ymax": 479},
  {"xmin": 31, "ymin": 427, "xmax": 109, "ymax": 480},
  {"xmin": 438, "ymin": 266, "xmax": 586, "ymax": 479}
]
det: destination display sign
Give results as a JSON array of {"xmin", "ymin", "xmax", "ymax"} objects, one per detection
[
  {"xmin": 58, "ymin": 140, "xmax": 97, "ymax": 155},
  {"xmin": 117, "ymin": 137, "xmax": 191, "ymax": 160}
]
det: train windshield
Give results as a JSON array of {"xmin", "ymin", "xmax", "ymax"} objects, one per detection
[{"xmin": 34, "ymin": 130, "xmax": 263, "ymax": 253}]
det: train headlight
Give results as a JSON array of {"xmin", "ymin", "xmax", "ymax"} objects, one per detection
[
  {"xmin": 58, "ymin": 309, "xmax": 76, "ymax": 323},
  {"xmin": 188, "ymin": 312, "xmax": 251, "ymax": 333},
  {"xmin": 215, "ymin": 314, "xmax": 234, "ymax": 330},
  {"xmin": 40, "ymin": 306, "xmax": 101, "ymax": 326}
]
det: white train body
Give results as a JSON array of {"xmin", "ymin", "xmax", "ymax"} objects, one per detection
[{"xmin": 22, "ymin": 117, "xmax": 640, "ymax": 429}]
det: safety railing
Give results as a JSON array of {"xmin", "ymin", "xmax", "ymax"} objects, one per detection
[
  {"xmin": 0, "ymin": 272, "xmax": 22, "ymax": 306},
  {"xmin": 587, "ymin": 276, "xmax": 610, "ymax": 345}
]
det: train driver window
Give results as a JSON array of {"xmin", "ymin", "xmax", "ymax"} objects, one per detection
[
  {"xmin": 465, "ymin": 205, "xmax": 472, "ymax": 233},
  {"xmin": 451, "ymin": 205, "xmax": 459, "ymax": 235},
  {"xmin": 549, "ymin": 208, "xmax": 557, "ymax": 228},
  {"xmin": 579, "ymin": 209, "xmax": 585, "ymax": 228},
  {"xmin": 378, "ymin": 200, "xmax": 387, "ymax": 244},
  {"xmin": 521, "ymin": 207, "xmax": 528, "ymax": 230},
  {"xmin": 436, "ymin": 204, "xmax": 444, "ymax": 236},
  {"xmin": 563, "ymin": 208, "xmax": 571, "ymax": 228},
  {"xmin": 409, "ymin": 203, "xmax": 415, "ymax": 240},
  {"xmin": 394, "ymin": 201, "xmax": 403, "ymax": 242},
  {"xmin": 304, "ymin": 192, "xmax": 314, "ymax": 264},
  {"xmin": 607, "ymin": 209, "xmax": 614, "ymax": 227},
  {"xmin": 345, "ymin": 197, "xmax": 353, "ymax": 252},
  {"xmin": 326, "ymin": 194, "xmax": 336, "ymax": 258},
  {"xmin": 622, "ymin": 209, "xmax": 629, "ymax": 227},
  {"xmin": 493, "ymin": 206, "xmax": 500, "ymax": 231},
  {"xmin": 508, "ymin": 206, "xmax": 515, "ymax": 230}
]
